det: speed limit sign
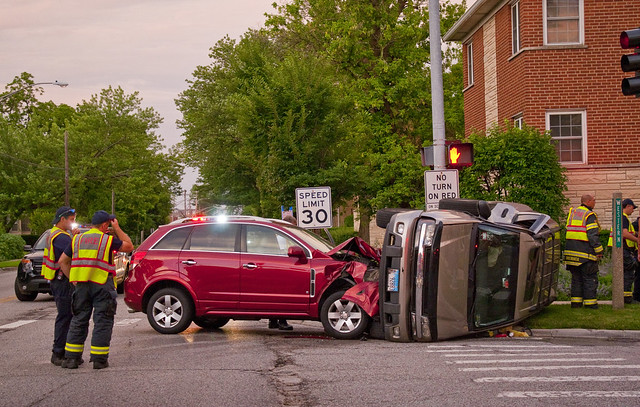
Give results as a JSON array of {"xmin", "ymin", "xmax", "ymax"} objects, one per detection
[{"xmin": 295, "ymin": 186, "xmax": 333, "ymax": 229}]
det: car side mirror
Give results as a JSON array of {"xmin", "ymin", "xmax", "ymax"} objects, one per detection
[
  {"xmin": 23, "ymin": 245, "xmax": 32, "ymax": 252},
  {"xmin": 288, "ymin": 246, "xmax": 307, "ymax": 263}
]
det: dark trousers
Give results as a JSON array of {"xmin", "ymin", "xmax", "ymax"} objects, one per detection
[
  {"xmin": 623, "ymin": 250, "xmax": 638, "ymax": 298},
  {"xmin": 65, "ymin": 277, "xmax": 117, "ymax": 362},
  {"xmin": 568, "ymin": 261, "xmax": 599, "ymax": 303},
  {"xmin": 50, "ymin": 275, "xmax": 73, "ymax": 355},
  {"xmin": 635, "ymin": 260, "xmax": 640, "ymax": 301}
]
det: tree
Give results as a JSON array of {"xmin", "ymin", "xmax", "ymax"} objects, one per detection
[{"xmin": 459, "ymin": 122, "xmax": 568, "ymax": 222}]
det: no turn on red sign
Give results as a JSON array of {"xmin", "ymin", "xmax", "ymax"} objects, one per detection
[
  {"xmin": 295, "ymin": 186, "xmax": 333, "ymax": 228},
  {"xmin": 424, "ymin": 170, "xmax": 459, "ymax": 210}
]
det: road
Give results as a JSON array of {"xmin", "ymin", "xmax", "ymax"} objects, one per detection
[{"xmin": 1, "ymin": 267, "xmax": 640, "ymax": 407}]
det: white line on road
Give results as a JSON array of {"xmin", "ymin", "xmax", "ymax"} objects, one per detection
[
  {"xmin": 460, "ymin": 364, "xmax": 640, "ymax": 372},
  {"xmin": 427, "ymin": 344, "xmax": 570, "ymax": 349},
  {"xmin": 498, "ymin": 391, "xmax": 640, "ymax": 398},
  {"xmin": 450, "ymin": 357, "xmax": 624, "ymax": 364},
  {"xmin": 445, "ymin": 352, "xmax": 607, "ymax": 357},
  {"xmin": 476, "ymin": 376, "xmax": 640, "ymax": 383},
  {"xmin": 114, "ymin": 318, "xmax": 142, "ymax": 326},
  {"xmin": 0, "ymin": 320, "xmax": 37, "ymax": 329}
]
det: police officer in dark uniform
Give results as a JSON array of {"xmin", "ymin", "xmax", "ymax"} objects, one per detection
[
  {"xmin": 564, "ymin": 194, "xmax": 603, "ymax": 309},
  {"xmin": 58, "ymin": 210, "xmax": 133, "ymax": 369},
  {"xmin": 42, "ymin": 206, "xmax": 77, "ymax": 366}
]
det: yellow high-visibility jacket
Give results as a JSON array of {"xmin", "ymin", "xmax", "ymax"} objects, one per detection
[
  {"xmin": 69, "ymin": 228, "xmax": 114, "ymax": 284},
  {"xmin": 42, "ymin": 227, "xmax": 71, "ymax": 280}
]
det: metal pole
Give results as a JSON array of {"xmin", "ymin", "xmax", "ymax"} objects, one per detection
[
  {"xmin": 611, "ymin": 193, "xmax": 624, "ymax": 309},
  {"xmin": 111, "ymin": 188, "xmax": 115, "ymax": 215},
  {"xmin": 429, "ymin": 0, "xmax": 446, "ymax": 170},
  {"xmin": 64, "ymin": 131, "xmax": 70, "ymax": 206}
]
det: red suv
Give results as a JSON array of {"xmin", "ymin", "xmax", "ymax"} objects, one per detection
[{"xmin": 124, "ymin": 216, "xmax": 379, "ymax": 338}]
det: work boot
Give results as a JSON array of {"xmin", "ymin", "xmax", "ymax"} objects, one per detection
[
  {"xmin": 51, "ymin": 352, "xmax": 65, "ymax": 366},
  {"xmin": 584, "ymin": 304, "xmax": 599, "ymax": 309},
  {"xmin": 570, "ymin": 302, "xmax": 583, "ymax": 308},
  {"xmin": 277, "ymin": 320, "xmax": 293, "ymax": 331},
  {"xmin": 624, "ymin": 297, "xmax": 632, "ymax": 304},
  {"xmin": 268, "ymin": 319, "xmax": 278, "ymax": 329},
  {"xmin": 93, "ymin": 360, "xmax": 109, "ymax": 370},
  {"xmin": 61, "ymin": 358, "xmax": 81, "ymax": 369}
]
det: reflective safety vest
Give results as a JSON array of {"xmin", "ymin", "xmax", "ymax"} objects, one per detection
[
  {"xmin": 565, "ymin": 206, "xmax": 600, "ymax": 241},
  {"xmin": 69, "ymin": 228, "xmax": 114, "ymax": 284},
  {"xmin": 607, "ymin": 212, "xmax": 638, "ymax": 250},
  {"xmin": 42, "ymin": 227, "xmax": 71, "ymax": 280},
  {"xmin": 564, "ymin": 205, "xmax": 603, "ymax": 266}
]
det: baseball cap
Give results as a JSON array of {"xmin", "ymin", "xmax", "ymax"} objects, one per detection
[
  {"xmin": 52, "ymin": 206, "xmax": 75, "ymax": 224},
  {"xmin": 622, "ymin": 198, "xmax": 637, "ymax": 209},
  {"xmin": 91, "ymin": 210, "xmax": 116, "ymax": 225}
]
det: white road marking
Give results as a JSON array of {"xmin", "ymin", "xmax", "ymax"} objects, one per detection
[
  {"xmin": 498, "ymin": 391, "xmax": 640, "ymax": 398},
  {"xmin": 476, "ymin": 376, "xmax": 640, "ymax": 383},
  {"xmin": 0, "ymin": 320, "xmax": 37, "ymax": 329},
  {"xmin": 427, "ymin": 343, "xmax": 570, "ymax": 349},
  {"xmin": 114, "ymin": 318, "xmax": 141, "ymax": 326},
  {"xmin": 450, "ymin": 357, "xmax": 624, "ymax": 364},
  {"xmin": 461, "ymin": 364, "xmax": 640, "ymax": 372},
  {"xmin": 445, "ymin": 352, "xmax": 606, "ymax": 357}
]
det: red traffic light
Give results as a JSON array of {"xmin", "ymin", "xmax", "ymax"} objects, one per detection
[
  {"xmin": 621, "ymin": 28, "xmax": 640, "ymax": 97},
  {"xmin": 621, "ymin": 29, "xmax": 640, "ymax": 49},
  {"xmin": 447, "ymin": 142, "xmax": 474, "ymax": 169}
]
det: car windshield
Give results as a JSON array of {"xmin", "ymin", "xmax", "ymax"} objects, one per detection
[
  {"xmin": 33, "ymin": 230, "xmax": 51, "ymax": 250},
  {"xmin": 279, "ymin": 224, "xmax": 335, "ymax": 253}
]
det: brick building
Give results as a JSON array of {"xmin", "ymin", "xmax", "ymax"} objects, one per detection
[{"xmin": 443, "ymin": 0, "xmax": 640, "ymax": 226}]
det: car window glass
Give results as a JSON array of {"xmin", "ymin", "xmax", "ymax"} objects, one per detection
[
  {"xmin": 153, "ymin": 227, "xmax": 192, "ymax": 250},
  {"xmin": 189, "ymin": 224, "xmax": 238, "ymax": 252},
  {"xmin": 33, "ymin": 230, "xmax": 51, "ymax": 250},
  {"xmin": 246, "ymin": 225, "xmax": 300, "ymax": 255},
  {"xmin": 277, "ymin": 224, "xmax": 333, "ymax": 253}
]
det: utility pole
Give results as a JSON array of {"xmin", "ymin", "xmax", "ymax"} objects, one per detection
[
  {"xmin": 183, "ymin": 189, "xmax": 188, "ymax": 217},
  {"xmin": 64, "ymin": 131, "xmax": 70, "ymax": 206},
  {"xmin": 429, "ymin": 0, "xmax": 446, "ymax": 170}
]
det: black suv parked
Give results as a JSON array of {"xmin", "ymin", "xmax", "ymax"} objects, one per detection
[{"xmin": 14, "ymin": 230, "xmax": 51, "ymax": 301}]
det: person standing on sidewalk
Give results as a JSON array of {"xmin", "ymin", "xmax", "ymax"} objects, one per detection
[
  {"xmin": 564, "ymin": 194, "xmax": 603, "ymax": 309},
  {"xmin": 42, "ymin": 206, "xmax": 77, "ymax": 366},
  {"xmin": 611, "ymin": 199, "xmax": 639, "ymax": 303},
  {"xmin": 58, "ymin": 210, "xmax": 133, "ymax": 369}
]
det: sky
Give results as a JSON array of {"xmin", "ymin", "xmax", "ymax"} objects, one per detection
[{"xmin": 1, "ymin": 0, "xmax": 475, "ymax": 207}]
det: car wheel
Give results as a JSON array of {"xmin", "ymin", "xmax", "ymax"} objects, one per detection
[
  {"xmin": 375, "ymin": 208, "xmax": 413, "ymax": 229},
  {"xmin": 192, "ymin": 316, "xmax": 230, "ymax": 330},
  {"xmin": 146, "ymin": 288, "xmax": 194, "ymax": 334},
  {"xmin": 14, "ymin": 277, "xmax": 37, "ymax": 302},
  {"xmin": 320, "ymin": 290, "xmax": 371, "ymax": 339}
]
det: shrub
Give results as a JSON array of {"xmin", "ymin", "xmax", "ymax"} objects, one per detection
[
  {"xmin": 329, "ymin": 226, "xmax": 358, "ymax": 245},
  {"xmin": 0, "ymin": 234, "xmax": 26, "ymax": 261},
  {"xmin": 556, "ymin": 261, "xmax": 614, "ymax": 301}
]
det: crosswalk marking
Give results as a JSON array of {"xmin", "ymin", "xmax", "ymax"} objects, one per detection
[
  {"xmin": 476, "ymin": 376, "xmax": 640, "ymax": 383},
  {"xmin": 0, "ymin": 320, "xmax": 37, "ymax": 329},
  {"xmin": 445, "ymin": 352, "xmax": 604, "ymax": 357},
  {"xmin": 498, "ymin": 391, "xmax": 640, "ymax": 398},
  {"xmin": 450, "ymin": 357, "xmax": 624, "ymax": 364},
  {"xmin": 114, "ymin": 318, "xmax": 142, "ymax": 326},
  {"xmin": 460, "ymin": 364, "xmax": 640, "ymax": 372}
]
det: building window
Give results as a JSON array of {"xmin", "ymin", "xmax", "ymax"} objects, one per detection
[
  {"xmin": 547, "ymin": 111, "xmax": 586, "ymax": 163},
  {"xmin": 544, "ymin": 0, "xmax": 583, "ymax": 45},
  {"xmin": 467, "ymin": 42, "xmax": 474, "ymax": 87},
  {"xmin": 513, "ymin": 114, "xmax": 523, "ymax": 129},
  {"xmin": 511, "ymin": 1, "xmax": 520, "ymax": 54}
]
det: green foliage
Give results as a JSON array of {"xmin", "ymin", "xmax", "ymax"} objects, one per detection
[
  {"xmin": 0, "ymin": 234, "xmax": 26, "ymax": 261},
  {"xmin": 459, "ymin": 122, "xmax": 569, "ymax": 222},
  {"xmin": 329, "ymin": 226, "xmax": 359, "ymax": 245}
]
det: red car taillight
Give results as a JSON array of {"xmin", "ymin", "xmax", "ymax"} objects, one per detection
[{"xmin": 130, "ymin": 251, "xmax": 148, "ymax": 270}]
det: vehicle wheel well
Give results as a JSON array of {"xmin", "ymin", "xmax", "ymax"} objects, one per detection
[
  {"xmin": 142, "ymin": 281, "xmax": 194, "ymax": 315},
  {"xmin": 318, "ymin": 278, "xmax": 354, "ymax": 312}
]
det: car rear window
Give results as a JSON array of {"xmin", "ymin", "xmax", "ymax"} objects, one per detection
[
  {"xmin": 153, "ymin": 227, "xmax": 192, "ymax": 250},
  {"xmin": 188, "ymin": 224, "xmax": 239, "ymax": 252}
]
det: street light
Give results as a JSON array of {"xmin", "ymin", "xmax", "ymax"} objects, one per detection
[{"xmin": 0, "ymin": 80, "xmax": 69, "ymax": 103}]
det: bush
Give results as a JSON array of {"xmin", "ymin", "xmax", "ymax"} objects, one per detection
[
  {"xmin": 0, "ymin": 234, "xmax": 26, "ymax": 261},
  {"xmin": 329, "ymin": 226, "xmax": 358, "ymax": 245},
  {"xmin": 556, "ymin": 261, "xmax": 614, "ymax": 301}
]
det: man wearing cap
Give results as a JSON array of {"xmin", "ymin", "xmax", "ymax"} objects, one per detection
[
  {"xmin": 564, "ymin": 194, "xmax": 603, "ymax": 309},
  {"xmin": 42, "ymin": 206, "xmax": 77, "ymax": 366},
  {"xmin": 611, "ymin": 199, "xmax": 639, "ymax": 303},
  {"xmin": 58, "ymin": 210, "xmax": 133, "ymax": 369}
]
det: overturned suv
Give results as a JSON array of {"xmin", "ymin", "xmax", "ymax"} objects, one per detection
[{"xmin": 345, "ymin": 199, "xmax": 562, "ymax": 342}]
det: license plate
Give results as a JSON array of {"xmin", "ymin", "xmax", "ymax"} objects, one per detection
[{"xmin": 387, "ymin": 268, "xmax": 399, "ymax": 292}]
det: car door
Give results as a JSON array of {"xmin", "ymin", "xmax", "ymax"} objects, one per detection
[
  {"xmin": 239, "ymin": 224, "xmax": 311, "ymax": 313},
  {"xmin": 179, "ymin": 223, "xmax": 241, "ymax": 311}
]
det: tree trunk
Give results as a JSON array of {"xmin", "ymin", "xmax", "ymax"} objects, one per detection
[{"xmin": 358, "ymin": 211, "xmax": 370, "ymax": 243}]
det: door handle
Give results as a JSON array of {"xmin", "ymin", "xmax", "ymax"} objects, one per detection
[
  {"xmin": 181, "ymin": 260, "xmax": 197, "ymax": 265},
  {"xmin": 243, "ymin": 263, "xmax": 258, "ymax": 269}
]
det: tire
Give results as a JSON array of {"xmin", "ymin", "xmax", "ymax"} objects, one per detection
[
  {"xmin": 375, "ymin": 208, "xmax": 412, "ymax": 229},
  {"xmin": 146, "ymin": 288, "xmax": 194, "ymax": 334},
  {"xmin": 14, "ymin": 277, "xmax": 37, "ymax": 302},
  {"xmin": 320, "ymin": 290, "xmax": 371, "ymax": 339},
  {"xmin": 192, "ymin": 316, "xmax": 230, "ymax": 330}
]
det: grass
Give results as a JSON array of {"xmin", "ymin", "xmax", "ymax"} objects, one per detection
[
  {"xmin": 0, "ymin": 259, "xmax": 20, "ymax": 268},
  {"xmin": 525, "ymin": 303, "xmax": 640, "ymax": 330}
]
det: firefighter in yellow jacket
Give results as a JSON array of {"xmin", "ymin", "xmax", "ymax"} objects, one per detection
[
  {"xmin": 42, "ymin": 206, "xmax": 77, "ymax": 366},
  {"xmin": 608, "ymin": 199, "xmax": 638, "ymax": 303},
  {"xmin": 59, "ymin": 210, "xmax": 133, "ymax": 369},
  {"xmin": 563, "ymin": 194, "xmax": 603, "ymax": 309}
]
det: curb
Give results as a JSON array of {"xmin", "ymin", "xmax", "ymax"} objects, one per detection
[{"xmin": 532, "ymin": 328, "xmax": 640, "ymax": 340}]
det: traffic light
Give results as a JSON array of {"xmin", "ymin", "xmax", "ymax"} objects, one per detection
[
  {"xmin": 620, "ymin": 28, "xmax": 640, "ymax": 96},
  {"xmin": 447, "ymin": 142, "xmax": 473, "ymax": 169}
]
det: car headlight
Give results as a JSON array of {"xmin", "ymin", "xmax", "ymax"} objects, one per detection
[
  {"xmin": 424, "ymin": 224, "xmax": 436, "ymax": 246},
  {"xmin": 21, "ymin": 259, "xmax": 33, "ymax": 273}
]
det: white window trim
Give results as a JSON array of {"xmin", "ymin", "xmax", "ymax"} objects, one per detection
[
  {"xmin": 546, "ymin": 110, "xmax": 587, "ymax": 164},
  {"xmin": 467, "ymin": 42, "xmax": 474, "ymax": 87},
  {"xmin": 543, "ymin": 0, "xmax": 584, "ymax": 46},
  {"xmin": 513, "ymin": 113, "xmax": 523, "ymax": 129},
  {"xmin": 511, "ymin": 1, "xmax": 520, "ymax": 55}
]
